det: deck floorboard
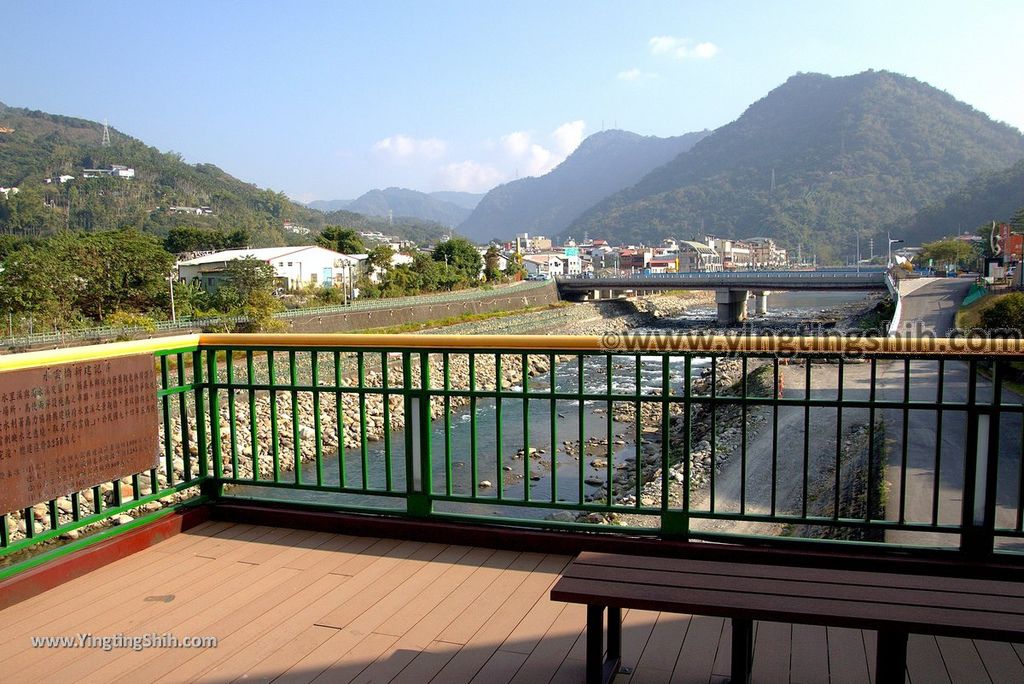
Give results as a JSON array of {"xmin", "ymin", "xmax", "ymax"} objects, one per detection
[{"xmin": 2, "ymin": 522, "xmax": 1022, "ymax": 683}]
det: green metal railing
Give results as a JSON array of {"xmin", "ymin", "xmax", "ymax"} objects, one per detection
[{"xmin": 3, "ymin": 333, "xmax": 1024, "ymax": 579}]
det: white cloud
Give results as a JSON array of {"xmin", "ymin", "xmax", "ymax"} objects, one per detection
[
  {"xmin": 551, "ymin": 120, "xmax": 586, "ymax": 157},
  {"xmin": 649, "ymin": 36, "xmax": 719, "ymax": 60},
  {"xmin": 500, "ymin": 131, "xmax": 532, "ymax": 157},
  {"xmin": 372, "ymin": 134, "xmax": 447, "ymax": 160},
  {"xmin": 617, "ymin": 68, "xmax": 659, "ymax": 83},
  {"xmin": 436, "ymin": 160, "xmax": 506, "ymax": 192},
  {"xmin": 497, "ymin": 120, "xmax": 587, "ymax": 177}
]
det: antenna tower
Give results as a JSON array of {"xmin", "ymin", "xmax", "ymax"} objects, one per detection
[
  {"xmin": 101, "ymin": 120, "xmax": 111, "ymax": 147},
  {"xmin": 388, "ymin": 209, "xmax": 393, "ymax": 226},
  {"xmin": 770, "ymin": 168, "xmax": 776, "ymax": 192}
]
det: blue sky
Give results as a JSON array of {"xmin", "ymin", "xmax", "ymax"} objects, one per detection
[{"xmin": 2, "ymin": 1, "xmax": 1022, "ymax": 201}]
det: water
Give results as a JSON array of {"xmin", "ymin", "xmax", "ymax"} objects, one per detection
[
  {"xmin": 232, "ymin": 354, "xmax": 708, "ymax": 519},
  {"xmin": 668, "ymin": 290, "xmax": 873, "ymax": 326},
  {"xmin": 231, "ymin": 291, "xmax": 870, "ymax": 517}
]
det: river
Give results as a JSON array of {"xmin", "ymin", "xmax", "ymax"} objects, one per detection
[{"xmin": 232, "ymin": 290, "xmax": 877, "ymax": 520}]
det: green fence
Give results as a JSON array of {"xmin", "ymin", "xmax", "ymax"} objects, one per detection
[{"xmin": 3, "ymin": 333, "xmax": 1024, "ymax": 579}]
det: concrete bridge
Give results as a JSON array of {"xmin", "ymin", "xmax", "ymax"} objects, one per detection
[{"xmin": 555, "ymin": 270, "xmax": 889, "ymax": 324}]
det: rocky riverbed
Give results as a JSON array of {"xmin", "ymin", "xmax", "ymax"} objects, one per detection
[{"xmin": 3, "ymin": 288, "xmax": 882, "ymax": 547}]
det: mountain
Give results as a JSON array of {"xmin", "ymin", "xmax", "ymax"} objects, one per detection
[
  {"xmin": 896, "ymin": 159, "xmax": 1024, "ymax": 245},
  {"xmin": 0, "ymin": 103, "xmax": 452, "ymax": 246},
  {"xmin": 306, "ymin": 199, "xmax": 353, "ymax": 212},
  {"xmin": 457, "ymin": 129, "xmax": 710, "ymax": 243},
  {"xmin": 567, "ymin": 71, "xmax": 1024, "ymax": 261},
  {"xmin": 428, "ymin": 191, "xmax": 484, "ymax": 210},
  {"xmin": 345, "ymin": 187, "xmax": 472, "ymax": 226},
  {"xmin": 0, "ymin": 101, "xmax": 329, "ymax": 244}
]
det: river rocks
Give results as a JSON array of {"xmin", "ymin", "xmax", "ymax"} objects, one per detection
[{"xmin": 478, "ymin": 480, "xmax": 492, "ymax": 489}]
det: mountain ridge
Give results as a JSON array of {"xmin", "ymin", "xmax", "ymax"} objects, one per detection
[
  {"xmin": 567, "ymin": 70, "xmax": 1024, "ymax": 258},
  {"xmin": 457, "ymin": 128, "xmax": 709, "ymax": 243}
]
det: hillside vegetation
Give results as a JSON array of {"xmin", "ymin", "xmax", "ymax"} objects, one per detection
[
  {"xmin": 567, "ymin": 71, "xmax": 1024, "ymax": 260},
  {"xmin": 458, "ymin": 129, "xmax": 709, "ymax": 243},
  {"xmin": 0, "ymin": 102, "xmax": 450, "ymax": 245}
]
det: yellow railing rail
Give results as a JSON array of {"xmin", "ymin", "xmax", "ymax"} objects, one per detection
[
  {"xmin": 197, "ymin": 332, "xmax": 1024, "ymax": 356},
  {"xmin": 0, "ymin": 334, "xmax": 201, "ymax": 372}
]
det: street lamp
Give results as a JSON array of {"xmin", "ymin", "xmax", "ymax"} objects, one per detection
[{"xmin": 887, "ymin": 231, "xmax": 904, "ymax": 269}]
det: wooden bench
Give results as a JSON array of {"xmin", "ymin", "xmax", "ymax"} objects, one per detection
[{"xmin": 550, "ymin": 551, "xmax": 1024, "ymax": 684}]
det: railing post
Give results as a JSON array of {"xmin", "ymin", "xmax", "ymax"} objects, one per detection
[
  {"xmin": 960, "ymin": 360, "xmax": 999, "ymax": 559},
  {"xmin": 404, "ymin": 352, "xmax": 432, "ymax": 517},
  {"xmin": 661, "ymin": 354, "xmax": 690, "ymax": 539},
  {"xmin": 202, "ymin": 347, "xmax": 224, "ymax": 500}
]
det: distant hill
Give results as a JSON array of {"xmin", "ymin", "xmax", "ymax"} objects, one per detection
[
  {"xmin": 895, "ymin": 159, "xmax": 1024, "ymax": 245},
  {"xmin": 345, "ymin": 187, "xmax": 472, "ymax": 226},
  {"xmin": 319, "ymin": 208, "xmax": 452, "ymax": 245},
  {"xmin": 457, "ymin": 129, "xmax": 709, "ymax": 243},
  {"xmin": 0, "ymin": 100, "xmax": 331, "ymax": 245},
  {"xmin": 306, "ymin": 199, "xmax": 353, "ymax": 212},
  {"xmin": 567, "ymin": 71, "xmax": 1024, "ymax": 262},
  {"xmin": 0, "ymin": 103, "xmax": 449, "ymax": 246},
  {"xmin": 428, "ymin": 190, "xmax": 484, "ymax": 210}
]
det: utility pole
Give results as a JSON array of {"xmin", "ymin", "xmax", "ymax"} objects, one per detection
[
  {"xmin": 168, "ymin": 272, "xmax": 177, "ymax": 323},
  {"xmin": 856, "ymin": 233, "xmax": 861, "ymax": 273}
]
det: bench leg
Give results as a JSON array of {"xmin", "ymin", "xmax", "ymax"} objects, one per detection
[
  {"xmin": 875, "ymin": 629, "xmax": 908, "ymax": 684},
  {"xmin": 730, "ymin": 618, "xmax": 753, "ymax": 684},
  {"xmin": 585, "ymin": 604, "xmax": 623, "ymax": 684}
]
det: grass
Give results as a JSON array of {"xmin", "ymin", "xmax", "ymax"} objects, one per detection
[
  {"xmin": 955, "ymin": 291, "xmax": 1015, "ymax": 330},
  {"xmin": 355, "ymin": 302, "xmax": 568, "ymax": 335}
]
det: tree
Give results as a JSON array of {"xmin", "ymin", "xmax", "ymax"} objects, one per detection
[
  {"xmin": 915, "ymin": 238, "xmax": 979, "ymax": 271},
  {"xmin": 431, "ymin": 238, "xmax": 482, "ymax": 286},
  {"xmin": 980, "ymin": 293, "xmax": 1024, "ymax": 334},
  {"xmin": 317, "ymin": 226, "xmax": 365, "ymax": 254},
  {"xmin": 215, "ymin": 257, "xmax": 284, "ymax": 332},
  {"xmin": 483, "ymin": 245, "xmax": 503, "ymax": 282},
  {"xmin": 367, "ymin": 244, "xmax": 395, "ymax": 272}
]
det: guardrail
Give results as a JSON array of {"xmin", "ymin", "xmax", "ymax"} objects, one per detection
[
  {"xmin": 0, "ymin": 281, "xmax": 550, "ymax": 351},
  {"xmin": 2, "ymin": 332, "xmax": 1023, "ymax": 579},
  {"xmin": 557, "ymin": 271, "xmax": 888, "ymax": 281}
]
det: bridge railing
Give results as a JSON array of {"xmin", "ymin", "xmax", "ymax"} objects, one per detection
[{"xmin": 2, "ymin": 333, "xmax": 1023, "ymax": 578}]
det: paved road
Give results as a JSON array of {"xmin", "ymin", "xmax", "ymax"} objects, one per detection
[
  {"xmin": 892, "ymin": 276, "xmax": 973, "ymax": 335},
  {"xmin": 691, "ymin": 277, "xmax": 1024, "ymax": 551},
  {"xmin": 888, "ymin": 278, "xmax": 1022, "ymax": 549}
]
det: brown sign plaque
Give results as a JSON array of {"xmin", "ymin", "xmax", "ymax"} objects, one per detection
[{"xmin": 0, "ymin": 355, "xmax": 160, "ymax": 515}]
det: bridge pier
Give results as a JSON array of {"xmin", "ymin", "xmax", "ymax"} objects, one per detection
[
  {"xmin": 716, "ymin": 289, "xmax": 749, "ymax": 325},
  {"xmin": 751, "ymin": 291, "xmax": 769, "ymax": 316}
]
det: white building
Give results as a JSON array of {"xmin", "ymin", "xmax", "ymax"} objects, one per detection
[
  {"xmin": 178, "ymin": 246, "xmax": 357, "ymax": 292},
  {"xmin": 0, "ymin": 187, "xmax": 19, "ymax": 199},
  {"xmin": 523, "ymin": 254, "xmax": 565, "ymax": 277},
  {"xmin": 82, "ymin": 164, "xmax": 135, "ymax": 179}
]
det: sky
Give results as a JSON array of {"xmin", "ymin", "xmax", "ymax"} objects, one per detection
[{"xmin": 2, "ymin": 1, "xmax": 1022, "ymax": 202}]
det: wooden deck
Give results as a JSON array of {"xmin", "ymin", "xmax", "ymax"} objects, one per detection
[{"xmin": 1, "ymin": 521, "xmax": 1023, "ymax": 683}]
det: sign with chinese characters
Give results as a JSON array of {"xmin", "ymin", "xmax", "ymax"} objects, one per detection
[{"xmin": 0, "ymin": 355, "xmax": 159, "ymax": 515}]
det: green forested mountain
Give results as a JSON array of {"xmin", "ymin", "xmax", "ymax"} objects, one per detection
[
  {"xmin": 895, "ymin": 159, "xmax": 1024, "ymax": 245},
  {"xmin": 0, "ymin": 102, "xmax": 449, "ymax": 246},
  {"xmin": 458, "ymin": 129, "xmax": 709, "ymax": 243},
  {"xmin": 567, "ymin": 71, "xmax": 1024, "ymax": 261},
  {"xmin": 345, "ymin": 187, "xmax": 472, "ymax": 227},
  {"xmin": 0, "ymin": 101, "xmax": 329, "ymax": 245},
  {"xmin": 318, "ymin": 208, "xmax": 452, "ymax": 245},
  {"xmin": 427, "ymin": 191, "xmax": 484, "ymax": 210}
]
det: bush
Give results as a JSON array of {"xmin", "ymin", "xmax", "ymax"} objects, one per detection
[{"xmin": 980, "ymin": 292, "xmax": 1024, "ymax": 334}]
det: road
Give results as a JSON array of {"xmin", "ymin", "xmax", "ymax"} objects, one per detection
[
  {"xmin": 892, "ymin": 276, "xmax": 974, "ymax": 335},
  {"xmin": 690, "ymin": 278, "xmax": 1024, "ymax": 550}
]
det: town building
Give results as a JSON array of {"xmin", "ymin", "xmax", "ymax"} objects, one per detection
[
  {"xmin": 677, "ymin": 240, "xmax": 723, "ymax": 272},
  {"xmin": 707, "ymin": 237, "xmax": 753, "ymax": 269},
  {"xmin": 0, "ymin": 187, "xmax": 19, "ymax": 199},
  {"xmin": 82, "ymin": 164, "xmax": 135, "ymax": 179},
  {"xmin": 747, "ymin": 237, "xmax": 788, "ymax": 268},
  {"xmin": 177, "ymin": 246, "xmax": 358, "ymax": 293},
  {"xmin": 522, "ymin": 254, "xmax": 565, "ymax": 277}
]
